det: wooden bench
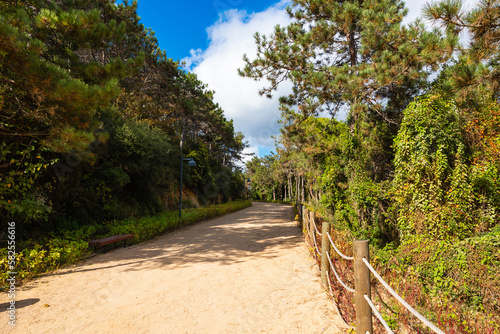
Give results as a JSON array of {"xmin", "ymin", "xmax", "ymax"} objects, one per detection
[{"xmin": 88, "ymin": 234, "xmax": 134, "ymax": 253}]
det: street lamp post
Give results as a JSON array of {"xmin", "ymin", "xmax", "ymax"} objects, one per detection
[
  {"xmin": 179, "ymin": 156, "xmax": 196, "ymax": 218},
  {"xmin": 245, "ymin": 178, "xmax": 250, "ymax": 200}
]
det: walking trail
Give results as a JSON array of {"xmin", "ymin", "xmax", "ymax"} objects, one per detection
[{"xmin": 1, "ymin": 202, "xmax": 347, "ymax": 333}]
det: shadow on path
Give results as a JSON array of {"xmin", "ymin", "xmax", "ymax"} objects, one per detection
[
  {"xmin": 0, "ymin": 298, "xmax": 40, "ymax": 312},
  {"xmin": 45, "ymin": 202, "xmax": 300, "ymax": 277}
]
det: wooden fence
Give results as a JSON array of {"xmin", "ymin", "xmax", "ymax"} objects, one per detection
[{"xmin": 296, "ymin": 203, "xmax": 445, "ymax": 334}]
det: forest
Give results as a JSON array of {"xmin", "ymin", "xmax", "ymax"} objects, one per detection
[
  {"xmin": 0, "ymin": 0, "xmax": 248, "ymax": 229},
  {"xmin": 242, "ymin": 0, "xmax": 500, "ymax": 332},
  {"xmin": 0, "ymin": 1, "xmax": 249, "ymax": 282}
]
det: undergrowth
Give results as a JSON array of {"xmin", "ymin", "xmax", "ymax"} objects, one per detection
[
  {"xmin": 299, "ymin": 205, "xmax": 500, "ymax": 333},
  {"xmin": 372, "ymin": 228, "xmax": 500, "ymax": 333}
]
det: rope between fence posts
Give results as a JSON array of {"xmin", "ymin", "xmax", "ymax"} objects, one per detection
[
  {"xmin": 326, "ymin": 252, "xmax": 355, "ymax": 293},
  {"xmin": 363, "ymin": 294, "xmax": 395, "ymax": 334},
  {"xmin": 313, "ymin": 221, "xmax": 322, "ymax": 236},
  {"xmin": 326, "ymin": 232, "xmax": 354, "ymax": 261},
  {"xmin": 361, "ymin": 258, "xmax": 445, "ymax": 334},
  {"xmin": 304, "ymin": 213, "xmax": 312, "ymax": 242},
  {"xmin": 312, "ymin": 228, "xmax": 321, "ymax": 255},
  {"xmin": 326, "ymin": 270, "xmax": 351, "ymax": 328},
  {"xmin": 304, "ymin": 214, "xmax": 321, "ymax": 256}
]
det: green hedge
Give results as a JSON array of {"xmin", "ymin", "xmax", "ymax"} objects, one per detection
[{"xmin": 0, "ymin": 200, "xmax": 252, "ymax": 287}]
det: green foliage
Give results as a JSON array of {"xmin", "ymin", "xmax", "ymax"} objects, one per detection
[
  {"xmin": 393, "ymin": 92, "xmax": 500, "ymax": 242},
  {"xmin": 240, "ymin": 0, "xmax": 452, "ymax": 125},
  {"xmin": 372, "ymin": 229, "xmax": 500, "ymax": 332},
  {"xmin": 424, "ymin": 0, "xmax": 500, "ymax": 100},
  {"xmin": 0, "ymin": 239, "xmax": 88, "ymax": 283},
  {"xmin": 0, "ymin": 141, "xmax": 53, "ymax": 222},
  {"xmin": 394, "ymin": 93, "xmax": 467, "ymax": 241},
  {"xmin": 246, "ymin": 153, "xmax": 281, "ymax": 201}
]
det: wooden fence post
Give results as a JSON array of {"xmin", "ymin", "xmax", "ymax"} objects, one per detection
[
  {"xmin": 309, "ymin": 210, "xmax": 315, "ymax": 240},
  {"xmin": 303, "ymin": 207, "xmax": 308, "ymax": 231},
  {"xmin": 354, "ymin": 240, "xmax": 372, "ymax": 333},
  {"xmin": 321, "ymin": 221, "xmax": 330, "ymax": 288},
  {"xmin": 298, "ymin": 202, "xmax": 302, "ymax": 226}
]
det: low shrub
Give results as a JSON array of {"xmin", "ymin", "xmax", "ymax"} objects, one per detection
[{"xmin": 371, "ymin": 230, "xmax": 500, "ymax": 333}]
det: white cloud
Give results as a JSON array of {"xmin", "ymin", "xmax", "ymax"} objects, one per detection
[
  {"xmin": 182, "ymin": 1, "xmax": 293, "ymax": 159},
  {"xmin": 182, "ymin": 48, "xmax": 204, "ymax": 69},
  {"xmin": 185, "ymin": 0, "xmax": 480, "ymax": 159},
  {"xmin": 241, "ymin": 145, "xmax": 260, "ymax": 165},
  {"xmin": 403, "ymin": 0, "xmax": 427, "ymax": 25}
]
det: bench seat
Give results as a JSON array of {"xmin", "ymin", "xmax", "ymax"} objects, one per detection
[{"xmin": 89, "ymin": 234, "xmax": 134, "ymax": 252}]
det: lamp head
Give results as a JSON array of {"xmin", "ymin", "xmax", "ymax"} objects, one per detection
[{"xmin": 187, "ymin": 159, "xmax": 196, "ymax": 167}]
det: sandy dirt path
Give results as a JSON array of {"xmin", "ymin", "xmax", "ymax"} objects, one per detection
[{"xmin": 1, "ymin": 202, "xmax": 347, "ymax": 333}]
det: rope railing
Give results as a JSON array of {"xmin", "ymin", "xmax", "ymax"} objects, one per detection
[
  {"xmin": 298, "ymin": 203, "xmax": 446, "ymax": 334},
  {"xmin": 313, "ymin": 219, "xmax": 322, "ymax": 236},
  {"xmin": 326, "ymin": 252, "xmax": 354, "ymax": 293},
  {"xmin": 363, "ymin": 294, "xmax": 394, "ymax": 334},
  {"xmin": 326, "ymin": 270, "xmax": 351, "ymax": 328},
  {"xmin": 304, "ymin": 208, "xmax": 321, "ymax": 256},
  {"xmin": 304, "ymin": 210, "xmax": 310, "ymax": 235},
  {"xmin": 326, "ymin": 231, "xmax": 354, "ymax": 261},
  {"xmin": 311, "ymin": 228, "xmax": 321, "ymax": 255},
  {"xmin": 303, "ymin": 211, "xmax": 312, "ymax": 242},
  {"xmin": 362, "ymin": 258, "xmax": 445, "ymax": 334}
]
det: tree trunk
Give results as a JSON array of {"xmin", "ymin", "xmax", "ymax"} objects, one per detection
[
  {"xmin": 347, "ymin": 27, "xmax": 358, "ymax": 134},
  {"xmin": 295, "ymin": 174, "xmax": 300, "ymax": 202},
  {"xmin": 348, "ymin": 29, "xmax": 357, "ymax": 67},
  {"xmin": 288, "ymin": 176, "xmax": 292, "ymax": 201},
  {"xmin": 301, "ymin": 174, "xmax": 305, "ymax": 203}
]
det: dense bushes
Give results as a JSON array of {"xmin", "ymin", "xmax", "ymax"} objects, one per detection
[
  {"xmin": 394, "ymin": 93, "xmax": 470, "ymax": 241},
  {"xmin": 392, "ymin": 92, "xmax": 500, "ymax": 243},
  {"xmin": 0, "ymin": 200, "xmax": 252, "ymax": 287}
]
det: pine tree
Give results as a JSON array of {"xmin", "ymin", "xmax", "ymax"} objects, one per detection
[
  {"xmin": 424, "ymin": 0, "xmax": 500, "ymax": 100},
  {"xmin": 239, "ymin": 0, "xmax": 454, "ymax": 128},
  {"xmin": 0, "ymin": 0, "xmax": 141, "ymax": 222},
  {"xmin": 239, "ymin": 0, "xmax": 456, "ymax": 240}
]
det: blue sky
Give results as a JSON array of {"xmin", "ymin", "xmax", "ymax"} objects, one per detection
[
  {"xmin": 135, "ymin": 0, "xmax": 291, "ymax": 159},
  {"xmin": 133, "ymin": 0, "xmax": 474, "ymax": 161},
  {"xmin": 135, "ymin": 0, "xmax": 277, "ymax": 63}
]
